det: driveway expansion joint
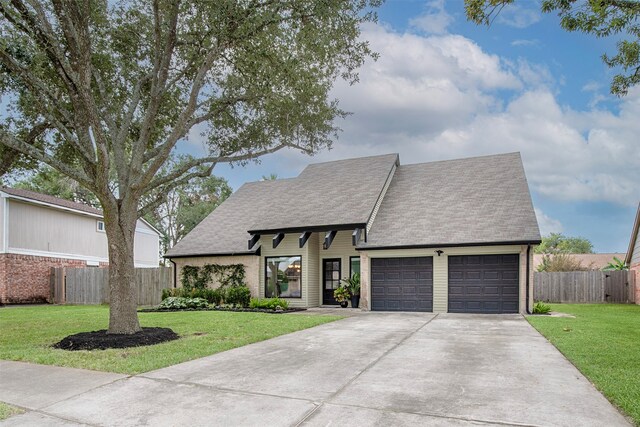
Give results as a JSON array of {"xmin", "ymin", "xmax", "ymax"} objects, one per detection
[
  {"xmin": 295, "ymin": 314, "xmax": 439, "ymax": 426},
  {"xmin": 323, "ymin": 401, "xmax": 546, "ymax": 427},
  {"xmin": 137, "ymin": 375, "xmax": 319, "ymax": 404}
]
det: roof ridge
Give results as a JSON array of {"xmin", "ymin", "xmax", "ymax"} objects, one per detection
[
  {"xmin": 1, "ymin": 186, "xmax": 103, "ymax": 215},
  {"xmin": 400, "ymin": 152, "xmax": 521, "ymax": 168}
]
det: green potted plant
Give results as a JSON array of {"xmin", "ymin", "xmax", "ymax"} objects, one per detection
[
  {"xmin": 333, "ymin": 286, "xmax": 350, "ymax": 308},
  {"xmin": 341, "ymin": 273, "xmax": 361, "ymax": 309}
]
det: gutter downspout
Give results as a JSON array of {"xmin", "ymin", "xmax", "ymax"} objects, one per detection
[
  {"xmin": 526, "ymin": 245, "xmax": 531, "ymax": 314},
  {"xmin": 169, "ymin": 258, "xmax": 177, "ymax": 288}
]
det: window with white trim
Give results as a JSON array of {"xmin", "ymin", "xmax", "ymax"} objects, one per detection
[{"xmin": 96, "ymin": 220, "xmax": 106, "ymax": 232}]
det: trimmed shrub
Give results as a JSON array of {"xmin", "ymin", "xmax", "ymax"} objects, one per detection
[
  {"xmin": 161, "ymin": 287, "xmax": 225, "ymax": 305},
  {"xmin": 249, "ymin": 298, "xmax": 289, "ymax": 310},
  {"xmin": 158, "ymin": 297, "xmax": 209, "ymax": 310},
  {"xmin": 225, "ymin": 286, "xmax": 251, "ymax": 308},
  {"xmin": 533, "ymin": 301, "xmax": 552, "ymax": 314}
]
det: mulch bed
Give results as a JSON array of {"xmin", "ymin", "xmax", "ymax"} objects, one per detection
[
  {"xmin": 53, "ymin": 327, "xmax": 179, "ymax": 351},
  {"xmin": 138, "ymin": 307, "xmax": 307, "ymax": 314}
]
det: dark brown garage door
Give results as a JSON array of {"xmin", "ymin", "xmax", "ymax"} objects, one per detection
[
  {"xmin": 371, "ymin": 257, "xmax": 433, "ymax": 312},
  {"xmin": 448, "ymin": 254, "xmax": 519, "ymax": 313}
]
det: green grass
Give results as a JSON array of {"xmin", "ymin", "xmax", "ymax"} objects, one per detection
[
  {"xmin": 0, "ymin": 305, "xmax": 341, "ymax": 375},
  {"xmin": 527, "ymin": 304, "xmax": 640, "ymax": 425},
  {"xmin": 0, "ymin": 402, "xmax": 23, "ymax": 420}
]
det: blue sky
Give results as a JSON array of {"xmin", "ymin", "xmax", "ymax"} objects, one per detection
[{"xmin": 193, "ymin": 0, "xmax": 640, "ymax": 254}]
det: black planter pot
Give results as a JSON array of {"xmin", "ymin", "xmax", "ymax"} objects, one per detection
[
  {"xmin": 339, "ymin": 301, "xmax": 348, "ymax": 308},
  {"xmin": 350, "ymin": 295, "xmax": 360, "ymax": 309}
]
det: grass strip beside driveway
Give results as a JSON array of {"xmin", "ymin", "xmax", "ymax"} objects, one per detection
[
  {"xmin": 527, "ymin": 304, "xmax": 640, "ymax": 426},
  {"xmin": 0, "ymin": 402, "xmax": 24, "ymax": 420},
  {"xmin": 0, "ymin": 305, "xmax": 341, "ymax": 375}
]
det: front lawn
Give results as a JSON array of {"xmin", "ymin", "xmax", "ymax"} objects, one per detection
[
  {"xmin": 528, "ymin": 304, "xmax": 640, "ymax": 425},
  {"xmin": 0, "ymin": 305, "xmax": 341, "ymax": 375}
]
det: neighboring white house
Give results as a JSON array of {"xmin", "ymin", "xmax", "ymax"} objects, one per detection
[
  {"xmin": 0, "ymin": 187, "xmax": 161, "ymax": 303},
  {"xmin": 625, "ymin": 202, "xmax": 640, "ymax": 305}
]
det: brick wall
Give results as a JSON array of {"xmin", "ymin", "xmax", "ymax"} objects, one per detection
[{"xmin": 0, "ymin": 253, "xmax": 107, "ymax": 304}]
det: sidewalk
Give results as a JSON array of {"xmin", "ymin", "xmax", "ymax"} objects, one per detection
[{"xmin": 0, "ymin": 360, "xmax": 126, "ymax": 425}]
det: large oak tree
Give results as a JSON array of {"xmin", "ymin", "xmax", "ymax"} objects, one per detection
[{"xmin": 0, "ymin": 0, "xmax": 380, "ymax": 333}]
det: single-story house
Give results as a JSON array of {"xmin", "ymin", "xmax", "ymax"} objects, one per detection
[
  {"xmin": 625, "ymin": 202, "xmax": 640, "ymax": 304},
  {"xmin": 166, "ymin": 152, "xmax": 541, "ymax": 314},
  {"xmin": 0, "ymin": 187, "xmax": 161, "ymax": 304},
  {"xmin": 533, "ymin": 253, "xmax": 626, "ymax": 271}
]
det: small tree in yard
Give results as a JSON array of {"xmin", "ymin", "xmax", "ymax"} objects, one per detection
[{"xmin": 0, "ymin": 0, "xmax": 381, "ymax": 334}]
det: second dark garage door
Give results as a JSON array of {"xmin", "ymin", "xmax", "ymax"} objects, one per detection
[
  {"xmin": 448, "ymin": 254, "xmax": 519, "ymax": 313},
  {"xmin": 371, "ymin": 257, "xmax": 433, "ymax": 312}
]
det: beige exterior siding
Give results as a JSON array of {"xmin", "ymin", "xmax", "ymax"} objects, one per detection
[
  {"xmin": 306, "ymin": 232, "xmax": 320, "ymax": 307},
  {"xmin": 260, "ymin": 233, "xmax": 308, "ymax": 308},
  {"xmin": 172, "ymin": 255, "xmax": 260, "ymax": 297},
  {"xmin": 359, "ymin": 245, "xmax": 531, "ymax": 313},
  {"xmin": 6, "ymin": 199, "xmax": 159, "ymax": 266},
  {"xmin": 433, "ymin": 255, "xmax": 447, "ymax": 312},
  {"xmin": 317, "ymin": 231, "xmax": 360, "ymax": 305},
  {"xmin": 256, "ymin": 230, "xmax": 359, "ymax": 307}
]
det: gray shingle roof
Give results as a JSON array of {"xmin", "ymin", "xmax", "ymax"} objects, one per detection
[
  {"xmin": 359, "ymin": 153, "xmax": 541, "ymax": 249},
  {"xmin": 166, "ymin": 153, "xmax": 399, "ymax": 257}
]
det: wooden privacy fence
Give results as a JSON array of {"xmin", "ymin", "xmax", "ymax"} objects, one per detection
[
  {"xmin": 51, "ymin": 267, "xmax": 173, "ymax": 306},
  {"xmin": 534, "ymin": 271, "xmax": 635, "ymax": 304}
]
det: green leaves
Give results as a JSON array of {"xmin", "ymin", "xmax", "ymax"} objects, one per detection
[
  {"xmin": 602, "ymin": 256, "xmax": 629, "ymax": 271},
  {"xmin": 534, "ymin": 233, "xmax": 594, "ymax": 254}
]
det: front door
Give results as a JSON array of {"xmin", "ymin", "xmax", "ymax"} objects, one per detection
[{"xmin": 323, "ymin": 258, "xmax": 341, "ymax": 305}]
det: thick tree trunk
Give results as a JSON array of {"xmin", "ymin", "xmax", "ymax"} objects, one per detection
[{"xmin": 104, "ymin": 200, "xmax": 142, "ymax": 334}]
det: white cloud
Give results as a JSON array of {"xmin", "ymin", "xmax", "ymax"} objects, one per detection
[
  {"xmin": 409, "ymin": 0, "xmax": 453, "ymax": 35},
  {"xmin": 511, "ymin": 39, "xmax": 539, "ymax": 47},
  {"xmin": 535, "ymin": 208, "xmax": 563, "ymax": 235},
  {"xmin": 496, "ymin": 4, "xmax": 541, "ymax": 28},
  {"xmin": 323, "ymin": 24, "xmax": 640, "ymax": 206}
]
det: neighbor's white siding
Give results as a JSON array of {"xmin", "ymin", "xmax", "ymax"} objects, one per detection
[
  {"xmin": 8, "ymin": 199, "xmax": 109, "ymax": 260},
  {"xmin": 134, "ymin": 230, "xmax": 160, "ymax": 267},
  {"xmin": 0, "ymin": 194, "xmax": 5, "ymax": 253},
  {"xmin": 6, "ymin": 199, "xmax": 159, "ymax": 266},
  {"xmin": 632, "ymin": 230, "xmax": 640, "ymax": 266},
  {"xmin": 360, "ymin": 245, "xmax": 529, "ymax": 313}
]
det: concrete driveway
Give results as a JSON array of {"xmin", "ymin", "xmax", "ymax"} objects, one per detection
[{"xmin": 0, "ymin": 313, "xmax": 630, "ymax": 426}]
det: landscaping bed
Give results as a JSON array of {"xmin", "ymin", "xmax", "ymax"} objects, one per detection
[
  {"xmin": 54, "ymin": 327, "xmax": 179, "ymax": 351},
  {"xmin": 528, "ymin": 304, "xmax": 640, "ymax": 425}
]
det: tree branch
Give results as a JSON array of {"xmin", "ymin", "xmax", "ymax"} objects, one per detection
[{"xmin": 0, "ymin": 127, "xmax": 92, "ymax": 188}]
